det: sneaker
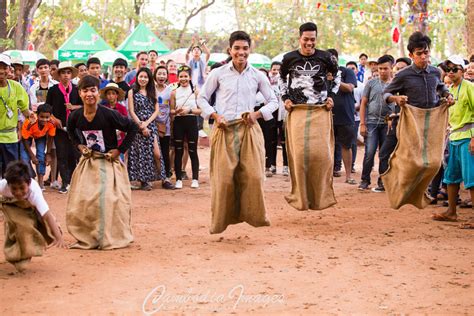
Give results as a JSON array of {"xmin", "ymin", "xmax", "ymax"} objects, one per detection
[
  {"xmin": 182, "ymin": 172, "xmax": 189, "ymax": 180},
  {"xmin": 265, "ymin": 168, "xmax": 273, "ymax": 177},
  {"xmin": 141, "ymin": 182, "xmax": 152, "ymax": 191},
  {"xmin": 358, "ymin": 180, "xmax": 370, "ymax": 190},
  {"xmin": 58, "ymin": 186, "xmax": 68, "ymax": 194},
  {"xmin": 162, "ymin": 179, "xmax": 175, "ymax": 190},
  {"xmin": 50, "ymin": 180, "xmax": 61, "ymax": 190},
  {"xmin": 282, "ymin": 166, "xmax": 289, "ymax": 176},
  {"xmin": 270, "ymin": 165, "xmax": 277, "ymax": 174},
  {"xmin": 372, "ymin": 185, "xmax": 385, "ymax": 193},
  {"xmin": 191, "ymin": 179, "xmax": 199, "ymax": 188},
  {"xmin": 175, "ymin": 180, "xmax": 183, "ymax": 189},
  {"xmin": 333, "ymin": 170, "xmax": 342, "ymax": 177},
  {"xmin": 351, "ymin": 167, "xmax": 356, "ymax": 173}
]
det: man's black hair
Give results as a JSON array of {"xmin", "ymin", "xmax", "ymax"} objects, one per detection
[
  {"xmin": 438, "ymin": 62, "xmax": 448, "ymax": 72},
  {"xmin": 470, "ymin": 54, "xmax": 474, "ymax": 63},
  {"xmin": 299, "ymin": 22, "xmax": 317, "ymax": 36},
  {"xmin": 136, "ymin": 51, "xmax": 148, "ymax": 59},
  {"xmin": 87, "ymin": 57, "xmax": 101, "ymax": 68},
  {"xmin": 258, "ymin": 68, "xmax": 269, "ymax": 78},
  {"xmin": 148, "ymin": 50, "xmax": 158, "ymax": 55},
  {"xmin": 346, "ymin": 61, "xmax": 358, "ymax": 68},
  {"xmin": 75, "ymin": 62, "xmax": 86, "ymax": 69},
  {"xmin": 359, "ymin": 53, "xmax": 368, "ymax": 59},
  {"xmin": 327, "ymin": 48, "xmax": 338, "ymax": 60},
  {"xmin": 37, "ymin": 103, "xmax": 53, "ymax": 115},
  {"xmin": 271, "ymin": 61, "xmax": 282, "ymax": 69},
  {"xmin": 210, "ymin": 62, "xmax": 223, "ymax": 70},
  {"xmin": 78, "ymin": 75, "xmax": 100, "ymax": 90},
  {"xmin": 229, "ymin": 31, "xmax": 251, "ymax": 48},
  {"xmin": 5, "ymin": 161, "xmax": 31, "ymax": 185},
  {"xmin": 113, "ymin": 58, "xmax": 128, "ymax": 68},
  {"xmin": 396, "ymin": 57, "xmax": 412, "ymax": 66},
  {"xmin": 407, "ymin": 31, "xmax": 431, "ymax": 54},
  {"xmin": 377, "ymin": 55, "xmax": 394, "ymax": 65},
  {"xmin": 50, "ymin": 59, "xmax": 60, "ymax": 67},
  {"xmin": 87, "ymin": 133, "xmax": 98, "ymax": 140},
  {"xmin": 36, "ymin": 58, "xmax": 50, "ymax": 69}
]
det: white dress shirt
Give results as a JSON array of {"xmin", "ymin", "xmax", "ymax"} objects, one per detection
[{"xmin": 198, "ymin": 62, "xmax": 278, "ymax": 121}]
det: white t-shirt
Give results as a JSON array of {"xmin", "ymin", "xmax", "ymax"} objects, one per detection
[{"xmin": 0, "ymin": 179, "xmax": 49, "ymax": 216}]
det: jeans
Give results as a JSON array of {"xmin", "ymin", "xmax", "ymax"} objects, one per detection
[
  {"xmin": 379, "ymin": 130, "xmax": 398, "ymax": 176},
  {"xmin": 54, "ymin": 129, "xmax": 78, "ymax": 188},
  {"xmin": 0, "ymin": 142, "xmax": 19, "ymax": 177},
  {"xmin": 361, "ymin": 124, "xmax": 387, "ymax": 183},
  {"xmin": 334, "ymin": 143, "xmax": 342, "ymax": 171},
  {"xmin": 174, "ymin": 116, "xmax": 199, "ymax": 180},
  {"xmin": 21, "ymin": 137, "xmax": 47, "ymax": 176},
  {"xmin": 352, "ymin": 121, "xmax": 360, "ymax": 169}
]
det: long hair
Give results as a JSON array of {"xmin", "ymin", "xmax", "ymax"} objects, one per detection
[
  {"xmin": 133, "ymin": 67, "xmax": 157, "ymax": 104},
  {"xmin": 177, "ymin": 65, "xmax": 194, "ymax": 93}
]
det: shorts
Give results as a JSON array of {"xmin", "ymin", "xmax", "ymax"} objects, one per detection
[
  {"xmin": 443, "ymin": 138, "xmax": 474, "ymax": 189},
  {"xmin": 334, "ymin": 124, "xmax": 355, "ymax": 149}
]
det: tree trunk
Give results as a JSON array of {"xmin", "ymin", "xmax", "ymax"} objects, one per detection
[
  {"xmin": 0, "ymin": 0, "xmax": 6, "ymax": 51},
  {"xmin": 133, "ymin": 0, "xmax": 144, "ymax": 24},
  {"xmin": 233, "ymin": 0, "xmax": 241, "ymax": 30},
  {"xmin": 467, "ymin": 0, "xmax": 474, "ymax": 56},
  {"xmin": 177, "ymin": 0, "xmax": 215, "ymax": 47},
  {"xmin": 397, "ymin": 0, "xmax": 406, "ymax": 57},
  {"xmin": 14, "ymin": 0, "xmax": 42, "ymax": 49}
]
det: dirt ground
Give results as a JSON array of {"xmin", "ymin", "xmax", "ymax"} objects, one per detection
[{"xmin": 1, "ymin": 145, "xmax": 473, "ymax": 315}]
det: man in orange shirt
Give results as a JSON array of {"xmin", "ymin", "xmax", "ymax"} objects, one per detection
[{"xmin": 21, "ymin": 103, "xmax": 56, "ymax": 189}]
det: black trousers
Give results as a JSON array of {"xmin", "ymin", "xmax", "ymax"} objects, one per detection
[
  {"xmin": 276, "ymin": 120, "xmax": 288, "ymax": 167},
  {"xmin": 173, "ymin": 116, "xmax": 199, "ymax": 180},
  {"xmin": 379, "ymin": 125, "xmax": 398, "ymax": 176},
  {"xmin": 54, "ymin": 129, "xmax": 78, "ymax": 187},
  {"xmin": 159, "ymin": 135, "xmax": 171, "ymax": 178}
]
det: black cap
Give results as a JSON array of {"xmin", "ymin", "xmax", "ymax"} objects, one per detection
[
  {"xmin": 395, "ymin": 57, "xmax": 412, "ymax": 66},
  {"xmin": 113, "ymin": 58, "xmax": 128, "ymax": 68}
]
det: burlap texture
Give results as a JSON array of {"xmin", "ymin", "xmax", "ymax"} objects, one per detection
[
  {"xmin": 209, "ymin": 115, "xmax": 270, "ymax": 234},
  {"xmin": 285, "ymin": 105, "xmax": 337, "ymax": 210},
  {"xmin": 382, "ymin": 103, "xmax": 448, "ymax": 209},
  {"xmin": 1, "ymin": 199, "xmax": 53, "ymax": 263},
  {"xmin": 66, "ymin": 152, "xmax": 133, "ymax": 249}
]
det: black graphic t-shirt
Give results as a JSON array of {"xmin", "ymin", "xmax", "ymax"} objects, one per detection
[{"xmin": 279, "ymin": 49, "xmax": 340, "ymax": 105}]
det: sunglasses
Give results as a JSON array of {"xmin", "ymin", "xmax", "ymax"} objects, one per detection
[
  {"xmin": 446, "ymin": 67, "xmax": 462, "ymax": 73},
  {"xmin": 178, "ymin": 66, "xmax": 190, "ymax": 71}
]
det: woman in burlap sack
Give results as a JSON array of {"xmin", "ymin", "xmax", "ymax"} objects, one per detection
[
  {"xmin": 1, "ymin": 161, "xmax": 65, "ymax": 272},
  {"xmin": 127, "ymin": 68, "xmax": 166, "ymax": 191}
]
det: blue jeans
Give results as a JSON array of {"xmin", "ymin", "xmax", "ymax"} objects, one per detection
[
  {"xmin": 0, "ymin": 142, "xmax": 19, "ymax": 177},
  {"xmin": 21, "ymin": 137, "xmax": 47, "ymax": 175},
  {"xmin": 361, "ymin": 124, "xmax": 387, "ymax": 183},
  {"xmin": 352, "ymin": 121, "xmax": 359, "ymax": 169}
]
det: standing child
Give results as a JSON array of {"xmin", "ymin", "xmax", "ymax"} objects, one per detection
[
  {"xmin": 0, "ymin": 161, "xmax": 65, "ymax": 272},
  {"xmin": 20, "ymin": 103, "xmax": 56, "ymax": 189},
  {"xmin": 100, "ymin": 83, "xmax": 128, "ymax": 146}
]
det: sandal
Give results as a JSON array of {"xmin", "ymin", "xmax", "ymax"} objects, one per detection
[
  {"xmin": 432, "ymin": 213, "xmax": 458, "ymax": 222},
  {"xmin": 345, "ymin": 178, "xmax": 357, "ymax": 185},
  {"xmin": 333, "ymin": 171, "xmax": 341, "ymax": 177},
  {"xmin": 460, "ymin": 199, "xmax": 472, "ymax": 209}
]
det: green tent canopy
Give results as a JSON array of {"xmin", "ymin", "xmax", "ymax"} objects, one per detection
[
  {"xmin": 56, "ymin": 22, "xmax": 112, "ymax": 61},
  {"xmin": 117, "ymin": 23, "xmax": 170, "ymax": 60}
]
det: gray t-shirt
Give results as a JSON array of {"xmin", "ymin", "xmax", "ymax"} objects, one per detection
[{"xmin": 363, "ymin": 78, "xmax": 393, "ymax": 125}]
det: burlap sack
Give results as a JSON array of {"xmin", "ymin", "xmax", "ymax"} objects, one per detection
[
  {"xmin": 285, "ymin": 105, "xmax": 337, "ymax": 210},
  {"xmin": 66, "ymin": 152, "xmax": 133, "ymax": 249},
  {"xmin": 209, "ymin": 115, "xmax": 270, "ymax": 234},
  {"xmin": 1, "ymin": 199, "xmax": 53, "ymax": 263},
  {"xmin": 382, "ymin": 103, "xmax": 448, "ymax": 209}
]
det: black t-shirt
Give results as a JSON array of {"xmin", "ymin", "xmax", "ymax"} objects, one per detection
[
  {"xmin": 67, "ymin": 105, "xmax": 138, "ymax": 153},
  {"xmin": 279, "ymin": 49, "xmax": 340, "ymax": 105},
  {"xmin": 110, "ymin": 80, "xmax": 131, "ymax": 95},
  {"xmin": 45, "ymin": 83, "xmax": 83, "ymax": 127},
  {"xmin": 332, "ymin": 66, "xmax": 357, "ymax": 126}
]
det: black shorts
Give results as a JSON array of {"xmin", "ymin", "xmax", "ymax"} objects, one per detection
[{"xmin": 334, "ymin": 124, "xmax": 355, "ymax": 149}]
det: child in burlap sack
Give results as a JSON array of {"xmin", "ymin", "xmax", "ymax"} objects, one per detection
[{"xmin": 0, "ymin": 161, "xmax": 65, "ymax": 272}]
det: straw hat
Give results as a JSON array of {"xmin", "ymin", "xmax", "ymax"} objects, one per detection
[
  {"xmin": 100, "ymin": 83, "xmax": 125, "ymax": 101},
  {"xmin": 57, "ymin": 61, "xmax": 79, "ymax": 78}
]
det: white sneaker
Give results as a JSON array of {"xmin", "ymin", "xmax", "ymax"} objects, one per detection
[
  {"xmin": 50, "ymin": 180, "xmax": 61, "ymax": 190},
  {"xmin": 191, "ymin": 179, "xmax": 199, "ymax": 188},
  {"xmin": 282, "ymin": 166, "xmax": 289, "ymax": 176},
  {"xmin": 175, "ymin": 180, "xmax": 183, "ymax": 189}
]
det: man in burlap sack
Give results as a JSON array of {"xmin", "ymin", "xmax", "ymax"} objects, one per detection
[
  {"xmin": 66, "ymin": 75, "xmax": 138, "ymax": 249},
  {"xmin": 198, "ymin": 31, "xmax": 278, "ymax": 234},
  {"xmin": 381, "ymin": 32, "xmax": 454, "ymax": 209},
  {"xmin": 279, "ymin": 22, "xmax": 341, "ymax": 210},
  {"xmin": 1, "ymin": 161, "xmax": 65, "ymax": 272},
  {"xmin": 432, "ymin": 55, "xmax": 474, "ymax": 228}
]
